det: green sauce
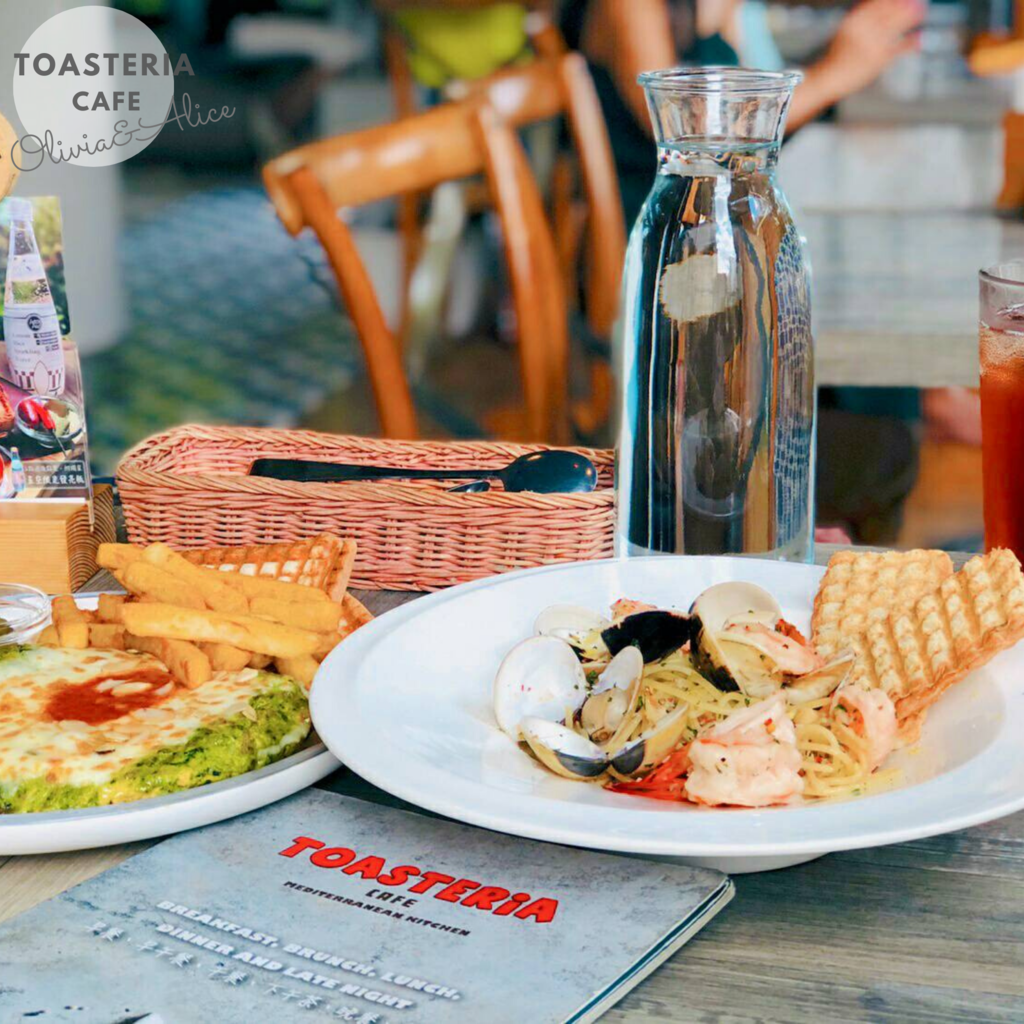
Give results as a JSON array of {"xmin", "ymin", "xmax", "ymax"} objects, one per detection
[{"xmin": 0, "ymin": 676, "xmax": 311, "ymax": 814}]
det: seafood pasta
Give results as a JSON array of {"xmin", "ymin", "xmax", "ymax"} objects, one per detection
[{"xmin": 492, "ymin": 583, "xmax": 899, "ymax": 807}]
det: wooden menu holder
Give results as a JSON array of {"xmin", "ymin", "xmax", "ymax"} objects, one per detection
[{"xmin": 0, "ymin": 484, "xmax": 115, "ymax": 593}]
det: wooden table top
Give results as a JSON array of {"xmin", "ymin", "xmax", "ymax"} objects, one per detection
[
  {"xmin": 3, "ymin": 546, "xmax": 1022, "ymax": 1022},
  {"xmin": 774, "ymin": 124, "xmax": 1024, "ymax": 390}
]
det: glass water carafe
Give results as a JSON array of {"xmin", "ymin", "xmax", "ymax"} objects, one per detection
[{"xmin": 617, "ymin": 68, "xmax": 814, "ymax": 561}]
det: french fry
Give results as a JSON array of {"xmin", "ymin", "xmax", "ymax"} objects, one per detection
[
  {"xmin": 275, "ymin": 654, "xmax": 319, "ymax": 688},
  {"xmin": 142, "ymin": 543, "xmax": 249, "ymax": 614},
  {"xmin": 37, "ymin": 625, "xmax": 59, "ymax": 646},
  {"xmin": 96, "ymin": 543, "xmax": 143, "ymax": 573},
  {"xmin": 313, "ymin": 630, "xmax": 344, "ymax": 660},
  {"xmin": 88, "ymin": 623, "xmax": 126, "ymax": 650},
  {"xmin": 124, "ymin": 562, "xmax": 206, "ymax": 609},
  {"xmin": 249, "ymin": 653, "xmax": 273, "ymax": 669},
  {"xmin": 249, "ymin": 595, "xmax": 342, "ymax": 634},
  {"xmin": 202, "ymin": 642, "xmax": 251, "ymax": 673},
  {"xmin": 125, "ymin": 633, "xmax": 212, "ymax": 688},
  {"xmin": 122, "ymin": 603, "xmax": 320, "ymax": 659},
  {"xmin": 52, "ymin": 595, "xmax": 88, "ymax": 649},
  {"xmin": 216, "ymin": 571, "xmax": 333, "ymax": 605},
  {"xmin": 97, "ymin": 594, "xmax": 127, "ymax": 623}
]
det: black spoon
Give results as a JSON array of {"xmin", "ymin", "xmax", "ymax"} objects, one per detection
[{"xmin": 249, "ymin": 449, "xmax": 598, "ymax": 494}]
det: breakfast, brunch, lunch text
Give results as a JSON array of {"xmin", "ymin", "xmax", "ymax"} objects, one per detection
[{"xmin": 87, "ymin": 894, "xmax": 468, "ymax": 1024}]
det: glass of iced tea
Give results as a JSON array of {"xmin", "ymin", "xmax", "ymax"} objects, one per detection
[{"xmin": 980, "ymin": 261, "xmax": 1024, "ymax": 559}]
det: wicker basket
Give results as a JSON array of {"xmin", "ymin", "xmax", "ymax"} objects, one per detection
[{"xmin": 116, "ymin": 425, "xmax": 616, "ymax": 591}]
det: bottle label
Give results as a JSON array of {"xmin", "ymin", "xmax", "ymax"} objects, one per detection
[{"xmin": 3, "ymin": 307, "xmax": 65, "ymax": 394}]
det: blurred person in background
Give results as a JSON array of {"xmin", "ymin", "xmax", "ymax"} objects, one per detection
[{"xmin": 562, "ymin": 0, "xmax": 926, "ymax": 224}]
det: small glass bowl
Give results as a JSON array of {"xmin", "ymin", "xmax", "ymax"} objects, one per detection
[
  {"xmin": 15, "ymin": 395, "xmax": 84, "ymax": 449},
  {"xmin": 0, "ymin": 583, "xmax": 50, "ymax": 645}
]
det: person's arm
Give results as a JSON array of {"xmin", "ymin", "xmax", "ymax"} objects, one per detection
[
  {"xmin": 585, "ymin": 0, "xmax": 678, "ymax": 131},
  {"xmin": 787, "ymin": 0, "xmax": 925, "ymax": 131}
]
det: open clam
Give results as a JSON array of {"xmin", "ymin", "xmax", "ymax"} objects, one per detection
[
  {"xmin": 533, "ymin": 604, "xmax": 611, "ymax": 660},
  {"xmin": 690, "ymin": 581, "xmax": 851, "ymax": 700},
  {"xmin": 493, "ymin": 636, "xmax": 587, "ymax": 739},
  {"xmin": 519, "ymin": 717, "xmax": 609, "ymax": 780},
  {"xmin": 690, "ymin": 582, "xmax": 782, "ymax": 695},
  {"xmin": 578, "ymin": 646, "xmax": 644, "ymax": 743},
  {"xmin": 607, "ymin": 705, "xmax": 691, "ymax": 777},
  {"xmin": 782, "ymin": 651, "xmax": 856, "ymax": 704}
]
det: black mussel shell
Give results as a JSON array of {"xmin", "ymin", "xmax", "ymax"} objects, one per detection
[
  {"xmin": 690, "ymin": 616, "xmax": 740, "ymax": 693},
  {"xmin": 601, "ymin": 611, "xmax": 694, "ymax": 663}
]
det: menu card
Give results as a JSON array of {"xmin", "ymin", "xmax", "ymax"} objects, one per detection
[{"xmin": 0, "ymin": 790, "xmax": 732, "ymax": 1023}]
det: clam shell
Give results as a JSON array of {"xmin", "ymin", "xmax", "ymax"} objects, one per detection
[
  {"xmin": 690, "ymin": 581, "xmax": 782, "ymax": 633},
  {"xmin": 519, "ymin": 717, "xmax": 608, "ymax": 780},
  {"xmin": 783, "ymin": 651, "xmax": 855, "ymax": 704},
  {"xmin": 493, "ymin": 636, "xmax": 587, "ymax": 740},
  {"xmin": 691, "ymin": 581, "xmax": 785, "ymax": 695},
  {"xmin": 608, "ymin": 705, "xmax": 691, "ymax": 777},
  {"xmin": 533, "ymin": 604, "xmax": 610, "ymax": 646},
  {"xmin": 580, "ymin": 646, "xmax": 644, "ymax": 742}
]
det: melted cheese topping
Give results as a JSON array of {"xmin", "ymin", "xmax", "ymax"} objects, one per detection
[{"xmin": 0, "ymin": 647, "xmax": 280, "ymax": 788}]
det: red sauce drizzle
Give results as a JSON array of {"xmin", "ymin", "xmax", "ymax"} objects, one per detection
[{"xmin": 45, "ymin": 667, "xmax": 178, "ymax": 726}]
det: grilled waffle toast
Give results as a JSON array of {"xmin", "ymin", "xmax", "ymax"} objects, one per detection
[
  {"xmin": 811, "ymin": 549, "xmax": 954, "ymax": 662},
  {"xmin": 182, "ymin": 534, "xmax": 356, "ymax": 602},
  {"xmin": 837, "ymin": 549, "xmax": 1024, "ymax": 722}
]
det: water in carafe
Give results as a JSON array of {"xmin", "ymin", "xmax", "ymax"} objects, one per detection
[{"xmin": 617, "ymin": 69, "xmax": 815, "ymax": 561}]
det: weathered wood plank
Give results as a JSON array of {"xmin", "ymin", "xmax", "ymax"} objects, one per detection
[{"xmin": 0, "ymin": 844, "xmax": 148, "ymax": 924}]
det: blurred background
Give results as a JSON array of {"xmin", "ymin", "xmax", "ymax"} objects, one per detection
[{"xmin": 1, "ymin": 0, "xmax": 1020, "ymax": 552}]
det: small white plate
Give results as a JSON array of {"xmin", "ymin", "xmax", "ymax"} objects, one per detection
[
  {"xmin": 0, "ymin": 596, "xmax": 339, "ymax": 855},
  {"xmin": 311, "ymin": 556, "xmax": 1023, "ymax": 874}
]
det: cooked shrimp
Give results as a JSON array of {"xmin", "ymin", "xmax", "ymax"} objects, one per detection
[
  {"xmin": 830, "ymin": 684, "xmax": 896, "ymax": 771},
  {"xmin": 684, "ymin": 695, "xmax": 804, "ymax": 807},
  {"xmin": 610, "ymin": 597, "xmax": 657, "ymax": 620},
  {"xmin": 721, "ymin": 621, "xmax": 824, "ymax": 676}
]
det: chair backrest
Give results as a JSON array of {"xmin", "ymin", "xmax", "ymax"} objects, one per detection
[
  {"xmin": 263, "ymin": 100, "xmax": 569, "ymax": 441},
  {"xmin": 376, "ymin": 5, "xmax": 569, "ymax": 337},
  {"xmin": 453, "ymin": 52, "xmax": 626, "ymax": 338}
]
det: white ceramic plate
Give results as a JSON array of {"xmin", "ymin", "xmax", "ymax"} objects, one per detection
[
  {"xmin": 312, "ymin": 556, "xmax": 1024, "ymax": 873},
  {"xmin": 0, "ymin": 596, "xmax": 339, "ymax": 855}
]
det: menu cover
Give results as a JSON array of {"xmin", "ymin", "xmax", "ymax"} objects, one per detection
[
  {"xmin": 0, "ymin": 195, "xmax": 90, "ymax": 502},
  {"xmin": 0, "ymin": 790, "xmax": 732, "ymax": 1023}
]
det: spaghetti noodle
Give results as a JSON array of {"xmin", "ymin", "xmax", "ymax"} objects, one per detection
[{"xmin": 597, "ymin": 651, "xmax": 894, "ymax": 802}]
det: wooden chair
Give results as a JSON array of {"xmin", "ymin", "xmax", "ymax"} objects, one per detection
[
  {"xmin": 451, "ymin": 52, "xmax": 627, "ymax": 434},
  {"xmin": 375, "ymin": 1, "xmax": 568, "ymax": 334},
  {"xmin": 263, "ymin": 100, "xmax": 569, "ymax": 441}
]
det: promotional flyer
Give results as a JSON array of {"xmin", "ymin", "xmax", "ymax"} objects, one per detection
[
  {"xmin": 0, "ymin": 790, "xmax": 732, "ymax": 1023},
  {"xmin": 0, "ymin": 194, "xmax": 89, "ymax": 501}
]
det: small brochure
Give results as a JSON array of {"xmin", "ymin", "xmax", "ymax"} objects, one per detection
[
  {"xmin": 0, "ymin": 790, "xmax": 732, "ymax": 1023},
  {"xmin": 0, "ymin": 195, "xmax": 90, "ymax": 501}
]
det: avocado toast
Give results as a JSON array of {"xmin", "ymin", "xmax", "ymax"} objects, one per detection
[{"xmin": 0, "ymin": 645, "xmax": 311, "ymax": 814}]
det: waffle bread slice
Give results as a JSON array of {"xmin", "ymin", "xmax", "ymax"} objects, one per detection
[
  {"xmin": 182, "ymin": 534, "xmax": 356, "ymax": 602},
  {"xmin": 850, "ymin": 548, "xmax": 1024, "ymax": 722},
  {"xmin": 812, "ymin": 549, "xmax": 954, "ymax": 662}
]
